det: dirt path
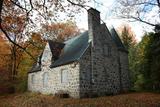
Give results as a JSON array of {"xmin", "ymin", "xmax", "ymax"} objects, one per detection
[{"xmin": 0, "ymin": 92, "xmax": 160, "ymax": 107}]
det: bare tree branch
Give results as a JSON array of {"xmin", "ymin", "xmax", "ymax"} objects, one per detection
[
  {"xmin": 67, "ymin": 0, "xmax": 88, "ymax": 10},
  {"xmin": 120, "ymin": 15, "xmax": 156, "ymax": 26},
  {"xmin": 0, "ymin": 0, "xmax": 89, "ymax": 63},
  {"xmin": 124, "ymin": 2, "xmax": 158, "ymax": 6},
  {"xmin": 157, "ymin": 0, "xmax": 160, "ymax": 8},
  {"xmin": 0, "ymin": 0, "xmax": 36, "ymax": 62},
  {"xmin": 0, "ymin": 24, "xmax": 36, "ymax": 61},
  {"xmin": 66, "ymin": 0, "xmax": 106, "ymax": 24},
  {"xmin": 11, "ymin": 0, "xmax": 27, "ymax": 11},
  {"xmin": 114, "ymin": 0, "xmax": 159, "ymax": 27},
  {"xmin": 130, "ymin": 16, "xmax": 156, "ymax": 26},
  {"xmin": 29, "ymin": 0, "xmax": 34, "ymax": 9}
]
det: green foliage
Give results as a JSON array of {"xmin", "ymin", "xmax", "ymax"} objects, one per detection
[
  {"xmin": 133, "ymin": 74, "xmax": 145, "ymax": 91},
  {"xmin": 120, "ymin": 25, "xmax": 160, "ymax": 91},
  {"xmin": 15, "ymin": 33, "xmax": 46, "ymax": 92},
  {"xmin": 128, "ymin": 45, "xmax": 138, "ymax": 86},
  {"xmin": 121, "ymin": 26, "xmax": 136, "ymax": 50},
  {"xmin": 136, "ymin": 33, "xmax": 154, "ymax": 90},
  {"xmin": 120, "ymin": 25, "xmax": 137, "ymax": 88},
  {"xmin": 131, "ymin": 32, "xmax": 160, "ymax": 91},
  {"xmin": 15, "ymin": 77, "xmax": 28, "ymax": 92}
]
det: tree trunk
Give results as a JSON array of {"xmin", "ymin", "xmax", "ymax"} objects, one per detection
[{"xmin": 11, "ymin": 37, "xmax": 17, "ymax": 80}]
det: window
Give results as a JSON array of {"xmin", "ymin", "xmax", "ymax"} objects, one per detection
[
  {"xmin": 31, "ymin": 74, "xmax": 35, "ymax": 84},
  {"xmin": 61, "ymin": 70, "xmax": 68, "ymax": 83},
  {"xmin": 43, "ymin": 72, "xmax": 49, "ymax": 87},
  {"xmin": 103, "ymin": 44, "xmax": 111, "ymax": 56}
]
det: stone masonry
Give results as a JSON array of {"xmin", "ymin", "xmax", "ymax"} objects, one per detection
[{"xmin": 28, "ymin": 8, "xmax": 130, "ymax": 98}]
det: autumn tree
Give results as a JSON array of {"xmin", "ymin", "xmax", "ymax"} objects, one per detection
[
  {"xmin": 120, "ymin": 25, "xmax": 137, "ymax": 50},
  {"xmin": 1, "ymin": 3, "xmax": 26, "ymax": 79},
  {"xmin": 0, "ymin": 0, "xmax": 88, "ymax": 52},
  {"xmin": 112, "ymin": 0, "xmax": 160, "ymax": 91},
  {"xmin": 17, "ymin": 32, "xmax": 46, "ymax": 75},
  {"xmin": 42, "ymin": 21, "xmax": 80, "ymax": 42},
  {"xmin": 0, "ymin": 0, "xmax": 89, "ymax": 79},
  {"xmin": 0, "ymin": 32, "xmax": 11, "ymax": 81},
  {"xmin": 16, "ymin": 32, "xmax": 46, "ymax": 92},
  {"xmin": 118, "ymin": 25, "xmax": 137, "ymax": 88}
]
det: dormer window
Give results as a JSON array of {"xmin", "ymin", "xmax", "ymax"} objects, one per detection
[{"xmin": 48, "ymin": 40, "xmax": 65, "ymax": 61}]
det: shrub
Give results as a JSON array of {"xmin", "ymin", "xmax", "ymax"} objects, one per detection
[{"xmin": 14, "ymin": 76, "xmax": 28, "ymax": 92}]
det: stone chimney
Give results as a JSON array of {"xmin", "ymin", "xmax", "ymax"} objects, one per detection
[{"xmin": 88, "ymin": 8, "xmax": 100, "ymax": 45}]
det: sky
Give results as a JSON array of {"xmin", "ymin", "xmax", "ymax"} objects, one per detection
[{"xmin": 75, "ymin": 0, "xmax": 156, "ymax": 42}]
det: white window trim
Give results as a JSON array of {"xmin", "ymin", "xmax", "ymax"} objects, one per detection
[
  {"xmin": 43, "ymin": 72, "xmax": 49, "ymax": 87},
  {"xmin": 61, "ymin": 69, "xmax": 68, "ymax": 83}
]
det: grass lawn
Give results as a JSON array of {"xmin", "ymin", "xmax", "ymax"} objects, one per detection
[{"xmin": 0, "ymin": 92, "xmax": 160, "ymax": 107}]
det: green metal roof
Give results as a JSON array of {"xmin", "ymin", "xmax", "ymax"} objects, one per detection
[
  {"xmin": 29, "ymin": 25, "xmax": 128, "ymax": 72},
  {"xmin": 50, "ymin": 31, "xmax": 90, "ymax": 68}
]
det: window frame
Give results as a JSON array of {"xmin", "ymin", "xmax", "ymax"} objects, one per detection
[
  {"xmin": 43, "ymin": 72, "xmax": 49, "ymax": 87},
  {"xmin": 61, "ymin": 69, "xmax": 68, "ymax": 83},
  {"xmin": 31, "ymin": 74, "xmax": 35, "ymax": 84}
]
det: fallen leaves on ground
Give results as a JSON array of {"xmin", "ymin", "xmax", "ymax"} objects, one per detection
[{"xmin": 0, "ymin": 92, "xmax": 160, "ymax": 107}]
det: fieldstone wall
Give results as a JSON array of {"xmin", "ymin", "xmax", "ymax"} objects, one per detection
[
  {"xmin": 79, "ymin": 46, "xmax": 92, "ymax": 98},
  {"xmin": 28, "ymin": 8, "xmax": 130, "ymax": 98},
  {"xmin": 87, "ymin": 8, "xmax": 121, "ymax": 96},
  {"xmin": 28, "ymin": 43, "xmax": 81, "ymax": 98},
  {"xmin": 78, "ymin": 8, "xmax": 130, "ymax": 97},
  {"xmin": 91, "ymin": 24, "xmax": 121, "ymax": 95},
  {"xmin": 119, "ymin": 50, "xmax": 131, "ymax": 91}
]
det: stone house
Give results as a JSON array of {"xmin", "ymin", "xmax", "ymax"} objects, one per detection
[{"xmin": 28, "ymin": 8, "xmax": 130, "ymax": 98}]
